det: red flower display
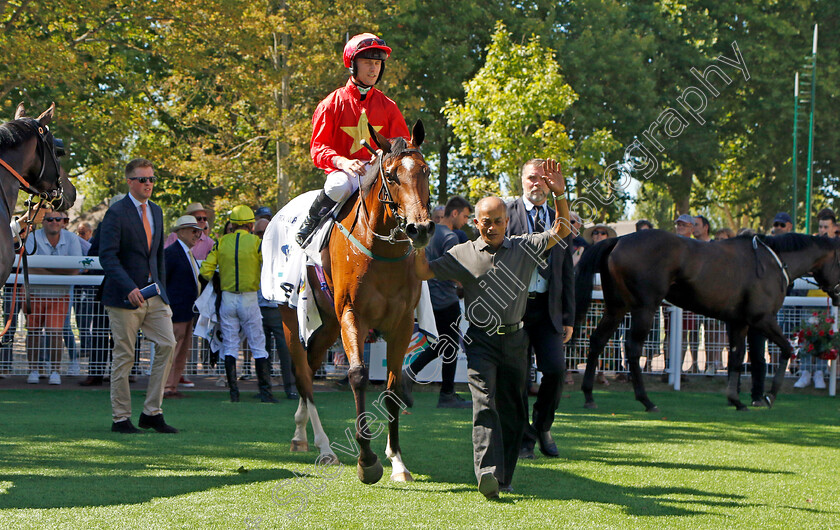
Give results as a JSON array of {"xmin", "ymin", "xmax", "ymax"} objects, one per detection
[{"xmin": 797, "ymin": 310, "xmax": 840, "ymax": 359}]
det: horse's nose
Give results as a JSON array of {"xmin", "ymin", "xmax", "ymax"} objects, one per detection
[{"xmin": 405, "ymin": 221, "xmax": 435, "ymax": 248}]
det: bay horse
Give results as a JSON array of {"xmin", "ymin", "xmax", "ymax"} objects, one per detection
[
  {"xmin": 575, "ymin": 230, "xmax": 840, "ymax": 411},
  {"xmin": 0, "ymin": 103, "xmax": 76, "ymax": 281},
  {"xmin": 278, "ymin": 121, "xmax": 433, "ymax": 483}
]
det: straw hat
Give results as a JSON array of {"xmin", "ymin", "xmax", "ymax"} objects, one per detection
[
  {"xmin": 173, "ymin": 215, "xmax": 202, "ymax": 231},
  {"xmin": 582, "ymin": 223, "xmax": 617, "ymax": 244}
]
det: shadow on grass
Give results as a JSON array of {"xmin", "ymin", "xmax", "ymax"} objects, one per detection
[{"xmin": 0, "ymin": 468, "xmax": 294, "ymax": 509}]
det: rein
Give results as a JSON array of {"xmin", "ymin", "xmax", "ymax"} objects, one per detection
[{"xmin": 335, "ymin": 141, "xmax": 419, "ymax": 262}]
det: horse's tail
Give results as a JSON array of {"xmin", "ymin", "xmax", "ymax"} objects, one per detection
[{"xmin": 575, "ymin": 237, "xmax": 621, "ymax": 327}]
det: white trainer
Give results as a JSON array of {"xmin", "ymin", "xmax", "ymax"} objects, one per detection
[
  {"xmin": 813, "ymin": 370, "xmax": 826, "ymax": 389},
  {"xmin": 48, "ymin": 371, "xmax": 61, "ymax": 385},
  {"xmin": 793, "ymin": 370, "xmax": 811, "ymax": 388},
  {"xmin": 27, "ymin": 370, "xmax": 40, "ymax": 384}
]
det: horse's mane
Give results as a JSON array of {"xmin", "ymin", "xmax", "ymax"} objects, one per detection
[
  {"xmin": 759, "ymin": 232, "xmax": 840, "ymax": 252},
  {"xmin": 360, "ymin": 137, "xmax": 411, "ymax": 193},
  {"xmin": 0, "ymin": 119, "xmax": 37, "ymax": 150}
]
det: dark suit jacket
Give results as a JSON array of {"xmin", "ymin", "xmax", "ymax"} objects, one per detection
[
  {"xmin": 506, "ymin": 197, "xmax": 574, "ymax": 332},
  {"xmin": 165, "ymin": 241, "xmax": 199, "ymax": 323},
  {"xmin": 99, "ymin": 195, "xmax": 169, "ymax": 308}
]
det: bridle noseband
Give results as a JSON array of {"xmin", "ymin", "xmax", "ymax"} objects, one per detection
[{"xmin": 371, "ymin": 147, "xmax": 423, "ymax": 244}]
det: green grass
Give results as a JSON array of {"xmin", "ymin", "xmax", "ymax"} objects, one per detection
[{"xmin": 1, "ymin": 387, "xmax": 839, "ymax": 529}]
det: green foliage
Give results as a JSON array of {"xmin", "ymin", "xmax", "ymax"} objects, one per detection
[{"xmin": 444, "ymin": 23, "xmax": 584, "ymax": 195}]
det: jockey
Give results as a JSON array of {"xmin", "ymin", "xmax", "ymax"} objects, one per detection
[{"xmin": 296, "ymin": 32, "xmax": 410, "ymax": 246}]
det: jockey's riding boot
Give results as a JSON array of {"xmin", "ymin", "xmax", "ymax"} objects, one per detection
[
  {"xmin": 224, "ymin": 356, "xmax": 240, "ymax": 402},
  {"xmin": 255, "ymin": 357, "xmax": 280, "ymax": 403},
  {"xmin": 296, "ymin": 190, "xmax": 337, "ymax": 247}
]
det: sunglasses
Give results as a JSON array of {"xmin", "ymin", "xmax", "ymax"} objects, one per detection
[
  {"xmin": 773, "ymin": 222, "xmax": 787, "ymax": 227},
  {"xmin": 356, "ymin": 37, "xmax": 386, "ymax": 50},
  {"xmin": 44, "ymin": 217, "xmax": 67, "ymax": 222},
  {"xmin": 592, "ymin": 230, "xmax": 607, "ymax": 236},
  {"xmin": 194, "ymin": 216, "xmax": 207, "ymax": 222},
  {"xmin": 129, "ymin": 177, "xmax": 157, "ymax": 184}
]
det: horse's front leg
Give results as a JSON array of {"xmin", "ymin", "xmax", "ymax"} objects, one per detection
[
  {"xmin": 383, "ymin": 320, "xmax": 414, "ymax": 482},
  {"xmin": 725, "ymin": 323, "xmax": 749, "ymax": 411},
  {"xmin": 340, "ymin": 309, "xmax": 383, "ymax": 484},
  {"xmin": 583, "ymin": 310, "xmax": 625, "ymax": 409}
]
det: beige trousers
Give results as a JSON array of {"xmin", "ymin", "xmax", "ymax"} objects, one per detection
[{"xmin": 106, "ymin": 297, "xmax": 176, "ymax": 422}]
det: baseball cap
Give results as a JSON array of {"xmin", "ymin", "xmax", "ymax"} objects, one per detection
[
  {"xmin": 674, "ymin": 214, "xmax": 694, "ymax": 225},
  {"xmin": 773, "ymin": 212, "xmax": 792, "ymax": 225}
]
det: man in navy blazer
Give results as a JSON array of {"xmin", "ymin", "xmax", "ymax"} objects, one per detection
[
  {"xmin": 99, "ymin": 158, "xmax": 178, "ymax": 434},
  {"xmin": 506, "ymin": 158, "xmax": 574, "ymax": 459},
  {"xmin": 163, "ymin": 215, "xmax": 204, "ymax": 398}
]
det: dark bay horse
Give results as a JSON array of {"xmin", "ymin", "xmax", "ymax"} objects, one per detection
[
  {"xmin": 278, "ymin": 121, "xmax": 433, "ymax": 483},
  {"xmin": 0, "ymin": 103, "xmax": 76, "ymax": 281},
  {"xmin": 575, "ymin": 230, "xmax": 840, "ymax": 411}
]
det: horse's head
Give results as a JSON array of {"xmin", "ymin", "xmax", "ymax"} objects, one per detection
[
  {"xmin": 811, "ymin": 238, "xmax": 840, "ymax": 307},
  {"xmin": 10, "ymin": 103, "xmax": 76, "ymax": 211},
  {"xmin": 368, "ymin": 120, "xmax": 435, "ymax": 249}
]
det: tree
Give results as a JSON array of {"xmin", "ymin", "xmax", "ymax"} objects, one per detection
[{"xmin": 444, "ymin": 23, "xmax": 616, "ymax": 203}]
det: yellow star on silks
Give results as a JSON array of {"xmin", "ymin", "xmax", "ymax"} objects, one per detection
[{"xmin": 340, "ymin": 109, "xmax": 383, "ymax": 155}]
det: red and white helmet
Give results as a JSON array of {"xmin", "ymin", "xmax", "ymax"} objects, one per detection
[{"xmin": 343, "ymin": 33, "xmax": 391, "ymax": 84}]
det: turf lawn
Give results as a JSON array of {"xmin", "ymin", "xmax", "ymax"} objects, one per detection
[{"xmin": 0, "ymin": 385, "xmax": 838, "ymax": 529}]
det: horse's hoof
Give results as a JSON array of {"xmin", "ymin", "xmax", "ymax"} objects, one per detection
[
  {"xmin": 583, "ymin": 402, "xmax": 597, "ymax": 410},
  {"xmin": 290, "ymin": 440, "xmax": 309, "ymax": 452},
  {"xmin": 765, "ymin": 395, "xmax": 775, "ymax": 409},
  {"xmin": 646, "ymin": 405, "xmax": 659, "ymax": 413},
  {"xmin": 318, "ymin": 453, "xmax": 340, "ymax": 466},
  {"xmin": 391, "ymin": 471, "xmax": 414, "ymax": 482},
  {"xmin": 357, "ymin": 459, "xmax": 384, "ymax": 484}
]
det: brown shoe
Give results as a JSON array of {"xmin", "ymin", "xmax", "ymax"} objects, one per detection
[
  {"xmin": 564, "ymin": 371, "xmax": 574, "ymax": 385},
  {"xmin": 79, "ymin": 376, "xmax": 104, "ymax": 386},
  {"xmin": 596, "ymin": 372, "xmax": 610, "ymax": 386}
]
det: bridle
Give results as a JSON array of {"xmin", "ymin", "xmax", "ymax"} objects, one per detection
[{"xmin": 0, "ymin": 120, "xmax": 66, "ymax": 213}]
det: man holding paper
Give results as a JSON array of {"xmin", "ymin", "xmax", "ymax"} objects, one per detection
[{"xmin": 99, "ymin": 158, "xmax": 178, "ymax": 434}]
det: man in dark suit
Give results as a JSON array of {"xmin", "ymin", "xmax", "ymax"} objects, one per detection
[
  {"xmin": 99, "ymin": 158, "xmax": 178, "ymax": 434},
  {"xmin": 163, "ymin": 215, "xmax": 204, "ymax": 398},
  {"xmin": 506, "ymin": 158, "xmax": 575, "ymax": 459}
]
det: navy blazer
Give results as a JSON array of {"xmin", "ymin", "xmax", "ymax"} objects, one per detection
[
  {"xmin": 506, "ymin": 197, "xmax": 575, "ymax": 332},
  {"xmin": 99, "ymin": 195, "xmax": 170, "ymax": 308},
  {"xmin": 165, "ymin": 241, "xmax": 199, "ymax": 323}
]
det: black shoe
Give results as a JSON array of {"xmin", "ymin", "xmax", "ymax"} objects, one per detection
[
  {"xmin": 286, "ymin": 390, "xmax": 299, "ymax": 400},
  {"xmin": 400, "ymin": 369, "xmax": 415, "ymax": 408},
  {"xmin": 255, "ymin": 357, "xmax": 280, "ymax": 403},
  {"xmin": 111, "ymin": 419, "xmax": 141, "ymax": 434},
  {"xmin": 437, "ymin": 391, "xmax": 471, "ymax": 409},
  {"xmin": 296, "ymin": 190, "xmax": 337, "ymax": 247},
  {"xmin": 519, "ymin": 426, "xmax": 537, "ymax": 459},
  {"xmin": 138, "ymin": 413, "xmax": 179, "ymax": 433},
  {"xmin": 478, "ymin": 472, "xmax": 499, "ymax": 500},
  {"xmin": 500, "ymin": 483, "xmax": 514, "ymax": 494},
  {"xmin": 751, "ymin": 399, "xmax": 767, "ymax": 407},
  {"xmin": 536, "ymin": 429, "xmax": 559, "ymax": 458}
]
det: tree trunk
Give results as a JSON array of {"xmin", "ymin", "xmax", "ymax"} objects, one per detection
[
  {"xmin": 674, "ymin": 167, "xmax": 693, "ymax": 214},
  {"xmin": 437, "ymin": 139, "xmax": 449, "ymax": 205}
]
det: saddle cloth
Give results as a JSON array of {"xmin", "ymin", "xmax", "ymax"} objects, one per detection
[{"xmin": 261, "ymin": 190, "xmax": 437, "ymax": 347}]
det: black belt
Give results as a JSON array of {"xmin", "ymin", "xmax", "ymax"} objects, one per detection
[
  {"xmin": 528, "ymin": 291, "xmax": 548, "ymax": 299},
  {"xmin": 472, "ymin": 321, "xmax": 523, "ymax": 335}
]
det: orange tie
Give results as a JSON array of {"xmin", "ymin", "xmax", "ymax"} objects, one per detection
[{"xmin": 140, "ymin": 203, "xmax": 152, "ymax": 251}]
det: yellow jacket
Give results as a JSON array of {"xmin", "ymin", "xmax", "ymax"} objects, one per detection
[{"xmin": 200, "ymin": 229, "xmax": 262, "ymax": 292}]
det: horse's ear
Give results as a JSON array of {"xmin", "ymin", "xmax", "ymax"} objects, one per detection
[
  {"xmin": 14, "ymin": 102, "xmax": 25, "ymax": 121},
  {"xmin": 367, "ymin": 123, "xmax": 391, "ymax": 154},
  {"xmin": 411, "ymin": 120, "xmax": 424, "ymax": 148},
  {"xmin": 36, "ymin": 103, "xmax": 55, "ymax": 126}
]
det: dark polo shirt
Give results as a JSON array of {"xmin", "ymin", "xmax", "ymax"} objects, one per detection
[{"xmin": 429, "ymin": 232, "xmax": 552, "ymax": 329}]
